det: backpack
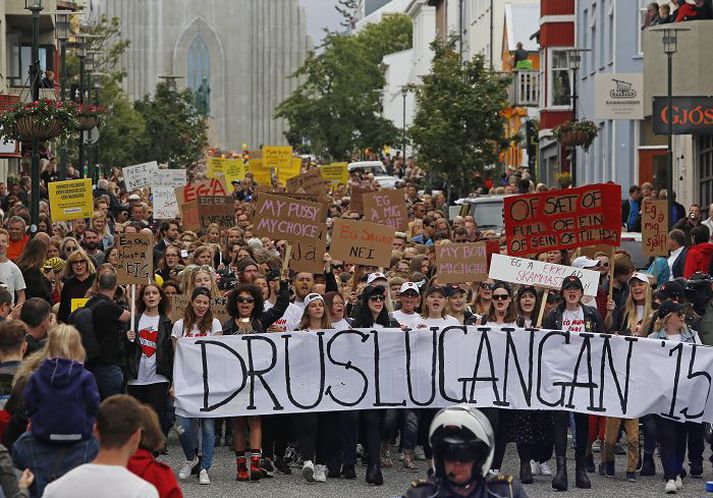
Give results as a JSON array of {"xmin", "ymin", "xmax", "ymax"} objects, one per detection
[{"xmin": 68, "ymin": 305, "xmax": 100, "ymax": 361}]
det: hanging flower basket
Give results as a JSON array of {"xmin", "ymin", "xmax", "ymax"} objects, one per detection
[
  {"xmin": 552, "ymin": 120, "xmax": 599, "ymax": 150},
  {"xmin": 0, "ymin": 99, "xmax": 78, "ymax": 142},
  {"xmin": 77, "ymin": 104, "xmax": 105, "ymax": 130},
  {"xmin": 78, "ymin": 116, "xmax": 98, "ymax": 130}
]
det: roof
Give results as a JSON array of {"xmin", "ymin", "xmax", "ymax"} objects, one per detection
[{"xmin": 504, "ymin": 3, "xmax": 540, "ymax": 52}]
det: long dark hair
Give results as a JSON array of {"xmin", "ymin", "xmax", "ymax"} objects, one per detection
[
  {"xmin": 136, "ymin": 283, "xmax": 170, "ymax": 316},
  {"xmin": 227, "ymin": 283, "xmax": 264, "ymax": 320},
  {"xmin": 353, "ymin": 286, "xmax": 391, "ymax": 328},
  {"xmin": 184, "ymin": 287, "xmax": 214, "ymax": 335},
  {"xmin": 17, "ymin": 238, "xmax": 47, "ymax": 270}
]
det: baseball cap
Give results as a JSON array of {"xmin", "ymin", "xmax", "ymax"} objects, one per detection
[
  {"xmin": 445, "ymin": 284, "xmax": 466, "ymax": 297},
  {"xmin": 657, "ymin": 280, "xmax": 685, "ymax": 300},
  {"xmin": 128, "ymin": 193, "xmax": 141, "ymax": 201},
  {"xmin": 400, "ymin": 282, "xmax": 420, "ymax": 295},
  {"xmin": 266, "ymin": 269, "xmax": 281, "ymax": 281},
  {"xmin": 628, "ymin": 272, "xmax": 651, "ymax": 285},
  {"xmin": 366, "ymin": 272, "xmax": 387, "ymax": 284},
  {"xmin": 425, "ymin": 285, "xmax": 447, "ymax": 296},
  {"xmin": 657, "ymin": 299, "xmax": 685, "ymax": 320},
  {"xmin": 304, "ymin": 292, "xmax": 324, "ymax": 307},
  {"xmin": 561, "ymin": 275, "xmax": 584, "ymax": 291},
  {"xmin": 572, "ymin": 256, "xmax": 600, "ymax": 269}
]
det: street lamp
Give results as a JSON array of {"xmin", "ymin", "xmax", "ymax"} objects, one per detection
[
  {"xmin": 652, "ymin": 26, "xmax": 689, "ymax": 230},
  {"xmin": 564, "ymin": 47, "xmax": 590, "ymax": 188},
  {"xmin": 55, "ymin": 12, "xmax": 70, "ymax": 180},
  {"xmin": 401, "ymin": 86, "xmax": 409, "ymax": 164},
  {"xmin": 158, "ymin": 75, "xmax": 184, "ymax": 93},
  {"xmin": 75, "ymin": 36, "xmax": 87, "ymax": 178},
  {"xmin": 25, "ymin": 0, "xmax": 42, "ymax": 234}
]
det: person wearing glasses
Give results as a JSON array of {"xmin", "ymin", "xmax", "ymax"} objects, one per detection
[
  {"xmin": 57, "ymin": 250, "xmax": 96, "ymax": 323},
  {"xmin": 471, "ymin": 279, "xmax": 495, "ymax": 317},
  {"xmin": 222, "ymin": 268, "xmax": 290, "ymax": 482},
  {"xmin": 648, "ymin": 299, "xmax": 702, "ymax": 494},
  {"xmin": 476, "ymin": 282, "xmax": 517, "ymax": 327}
]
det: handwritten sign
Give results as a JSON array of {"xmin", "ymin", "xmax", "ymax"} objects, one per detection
[
  {"xmin": 290, "ymin": 223, "xmax": 328, "ymax": 274},
  {"xmin": 435, "ymin": 242, "xmax": 488, "ymax": 284},
  {"xmin": 152, "ymin": 186, "xmax": 179, "ymax": 220},
  {"xmin": 287, "ymin": 168, "xmax": 325, "ymax": 195},
  {"xmin": 253, "ymin": 193, "xmax": 324, "ymax": 243},
  {"xmin": 363, "ymin": 189, "xmax": 407, "ymax": 231},
  {"xmin": 489, "ymin": 254, "xmax": 601, "ymax": 297},
  {"xmin": 349, "ymin": 185, "xmax": 372, "ymax": 215},
  {"xmin": 116, "ymin": 233, "xmax": 154, "ymax": 285},
  {"xmin": 642, "ymin": 200, "xmax": 668, "ymax": 257},
  {"xmin": 321, "ymin": 162, "xmax": 348, "ymax": 184},
  {"xmin": 170, "ymin": 294, "xmax": 229, "ymax": 324},
  {"xmin": 330, "ymin": 219, "xmax": 393, "ymax": 267},
  {"xmin": 504, "ymin": 183, "xmax": 621, "ymax": 256},
  {"xmin": 198, "ymin": 196, "xmax": 234, "ymax": 230},
  {"xmin": 123, "ymin": 161, "xmax": 159, "ymax": 190},
  {"xmin": 48, "ymin": 178, "xmax": 93, "ymax": 222},
  {"xmin": 153, "ymin": 169, "xmax": 186, "ymax": 190},
  {"xmin": 263, "ymin": 146, "xmax": 293, "ymax": 170},
  {"xmin": 176, "ymin": 178, "xmax": 228, "ymax": 203}
]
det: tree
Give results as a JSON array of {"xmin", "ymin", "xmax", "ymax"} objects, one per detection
[
  {"xmin": 409, "ymin": 38, "xmax": 512, "ymax": 197},
  {"xmin": 275, "ymin": 13, "xmax": 412, "ymax": 161},
  {"xmin": 133, "ymin": 83, "xmax": 207, "ymax": 169}
]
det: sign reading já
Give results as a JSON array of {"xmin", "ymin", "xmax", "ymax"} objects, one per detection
[
  {"xmin": 290, "ymin": 223, "xmax": 328, "ymax": 274},
  {"xmin": 330, "ymin": 219, "xmax": 393, "ymax": 267},
  {"xmin": 116, "ymin": 233, "xmax": 154, "ymax": 285},
  {"xmin": 435, "ymin": 242, "xmax": 488, "ymax": 284},
  {"xmin": 642, "ymin": 199, "xmax": 668, "ymax": 257}
]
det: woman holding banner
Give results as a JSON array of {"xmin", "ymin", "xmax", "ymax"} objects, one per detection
[
  {"xmin": 514, "ymin": 285, "xmax": 540, "ymax": 328},
  {"xmin": 415, "ymin": 285, "xmax": 460, "ymax": 329},
  {"xmin": 471, "ymin": 279, "xmax": 495, "ymax": 317},
  {"xmin": 543, "ymin": 275, "xmax": 604, "ymax": 491},
  {"xmin": 445, "ymin": 284, "xmax": 478, "ymax": 326}
]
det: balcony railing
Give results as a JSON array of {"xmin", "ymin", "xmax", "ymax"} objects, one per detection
[{"xmin": 511, "ymin": 70, "xmax": 540, "ymax": 107}]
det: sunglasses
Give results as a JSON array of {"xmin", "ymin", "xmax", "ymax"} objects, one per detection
[
  {"xmin": 492, "ymin": 294, "xmax": 510, "ymax": 301},
  {"xmin": 332, "ymin": 264, "xmax": 344, "ymax": 270},
  {"xmin": 236, "ymin": 296, "xmax": 255, "ymax": 304},
  {"xmin": 369, "ymin": 295, "xmax": 385, "ymax": 302},
  {"xmin": 480, "ymin": 283, "xmax": 495, "ymax": 290},
  {"xmin": 599, "ymin": 262, "xmax": 609, "ymax": 267}
]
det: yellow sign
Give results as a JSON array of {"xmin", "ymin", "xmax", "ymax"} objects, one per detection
[
  {"xmin": 206, "ymin": 157, "xmax": 225, "ymax": 178},
  {"xmin": 320, "ymin": 162, "xmax": 348, "ymax": 184},
  {"xmin": 247, "ymin": 157, "xmax": 271, "ymax": 186},
  {"xmin": 263, "ymin": 146, "xmax": 293, "ymax": 170},
  {"xmin": 277, "ymin": 157, "xmax": 302, "ymax": 186},
  {"xmin": 71, "ymin": 298, "xmax": 89, "ymax": 312},
  {"xmin": 208, "ymin": 158, "xmax": 245, "ymax": 184},
  {"xmin": 48, "ymin": 178, "xmax": 93, "ymax": 222}
]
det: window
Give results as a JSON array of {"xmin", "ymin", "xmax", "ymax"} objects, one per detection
[
  {"xmin": 590, "ymin": 4, "xmax": 597, "ymax": 72},
  {"xmin": 599, "ymin": 1, "xmax": 605, "ymax": 67},
  {"xmin": 608, "ymin": 1, "xmax": 614, "ymax": 64},
  {"xmin": 582, "ymin": 9, "xmax": 589, "ymax": 74},
  {"xmin": 7, "ymin": 37, "xmax": 54, "ymax": 87},
  {"xmin": 550, "ymin": 50, "xmax": 571, "ymax": 107},
  {"xmin": 187, "ymin": 35, "xmax": 210, "ymax": 91},
  {"xmin": 638, "ymin": 0, "xmax": 649, "ymax": 55},
  {"xmin": 700, "ymin": 136, "xmax": 713, "ymax": 208}
]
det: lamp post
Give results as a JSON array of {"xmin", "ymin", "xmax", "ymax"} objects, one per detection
[
  {"xmin": 655, "ymin": 26, "xmax": 689, "ymax": 230},
  {"xmin": 76, "ymin": 37, "xmax": 86, "ymax": 178},
  {"xmin": 55, "ymin": 12, "xmax": 70, "ymax": 180},
  {"xmin": 564, "ymin": 47, "xmax": 590, "ymax": 188},
  {"xmin": 401, "ymin": 86, "xmax": 409, "ymax": 163},
  {"xmin": 25, "ymin": 0, "xmax": 43, "ymax": 234}
]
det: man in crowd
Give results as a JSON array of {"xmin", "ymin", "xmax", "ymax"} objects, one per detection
[
  {"xmin": 621, "ymin": 185, "xmax": 642, "ymax": 232},
  {"xmin": 19, "ymin": 297, "xmax": 52, "ymax": 355},
  {"xmin": 82, "ymin": 228, "xmax": 105, "ymax": 267},
  {"xmin": 674, "ymin": 203, "xmax": 702, "ymax": 240},
  {"xmin": 6, "ymin": 216, "xmax": 29, "ymax": 262},
  {"xmin": 0, "ymin": 229, "xmax": 25, "ymax": 306},
  {"xmin": 152, "ymin": 220, "xmax": 179, "ymax": 265},
  {"xmin": 0, "ymin": 319, "xmax": 27, "ymax": 405}
]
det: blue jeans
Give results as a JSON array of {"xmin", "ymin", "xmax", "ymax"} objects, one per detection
[
  {"xmin": 177, "ymin": 416, "xmax": 215, "ymax": 470},
  {"xmin": 92, "ymin": 365, "xmax": 124, "ymax": 400},
  {"xmin": 401, "ymin": 409, "xmax": 419, "ymax": 451}
]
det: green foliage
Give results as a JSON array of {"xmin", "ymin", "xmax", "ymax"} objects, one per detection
[
  {"xmin": 0, "ymin": 99, "xmax": 78, "ymax": 142},
  {"xmin": 409, "ymin": 38, "xmax": 512, "ymax": 196},
  {"xmin": 275, "ymin": 13, "xmax": 412, "ymax": 161},
  {"xmin": 134, "ymin": 83, "xmax": 207, "ymax": 169}
]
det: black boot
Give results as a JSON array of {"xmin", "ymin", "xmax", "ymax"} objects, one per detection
[
  {"xmin": 575, "ymin": 466, "xmax": 591, "ymax": 488},
  {"xmin": 520, "ymin": 460, "xmax": 534, "ymax": 484},
  {"xmin": 640, "ymin": 454, "xmax": 656, "ymax": 476},
  {"xmin": 585, "ymin": 454, "xmax": 595, "ymax": 473},
  {"xmin": 552, "ymin": 457, "xmax": 568, "ymax": 491},
  {"xmin": 366, "ymin": 464, "xmax": 383, "ymax": 486}
]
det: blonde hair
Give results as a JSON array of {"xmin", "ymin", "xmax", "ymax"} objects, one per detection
[
  {"xmin": 624, "ymin": 280, "xmax": 653, "ymax": 336},
  {"xmin": 62, "ymin": 248, "xmax": 96, "ymax": 280},
  {"xmin": 46, "ymin": 324, "xmax": 86, "ymax": 362}
]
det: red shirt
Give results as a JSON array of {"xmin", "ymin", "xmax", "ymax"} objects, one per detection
[
  {"xmin": 127, "ymin": 448, "xmax": 183, "ymax": 498},
  {"xmin": 7, "ymin": 235, "xmax": 29, "ymax": 262}
]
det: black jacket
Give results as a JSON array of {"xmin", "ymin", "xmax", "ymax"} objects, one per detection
[
  {"xmin": 125, "ymin": 313, "xmax": 174, "ymax": 382},
  {"xmin": 542, "ymin": 302, "xmax": 605, "ymax": 334},
  {"xmin": 403, "ymin": 475, "xmax": 526, "ymax": 498},
  {"xmin": 222, "ymin": 281, "xmax": 290, "ymax": 335},
  {"xmin": 672, "ymin": 247, "xmax": 687, "ymax": 279}
]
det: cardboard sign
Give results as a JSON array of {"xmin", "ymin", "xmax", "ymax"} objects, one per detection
[
  {"xmin": 349, "ymin": 185, "xmax": 372, "ymax": 215},
  {"xmin": 290, "ymin": 223, "xmax": 328, "ymax": 274},
  {"xmin": 287, "ymin": 168, "xmax": 324, "ymax": 195},
  {"xmin": 152, "ymin": 186, "xmax": 179, "ymax": 220},
  {"xmin": 330, "ymin": 219, "xmax": 393, "ymax": 267},
  {"xmin": 489, "ymin": 254, "xmax": 601, "ymax": 297},
  {"xmin": 116, "ymin": 233, "xmax": 154, "ymax": 285},
  {"xmin": 48, "ymin": 178, "xmax": 93, "ymax": 222},
  {"xmin": 253, "ymin": 193, "xmax": 324, "ymax": 243},
  {"xmin": 321, "ymin": 162, "xmax": 348, "ymax": 184},
  {"xmin": 504, "ymin": 183, "xmax": 622, "ymax": 256},
  {"xmin": 263, "ymin": 146, "xmax": 293, "ymax": 170},
  {"xmin": 176, "ymin": 178, "xmax": 229, "ymax": 203},
  {"xmin": 153, "ymin": 169, "xmax": 186, "ymax": 190},
  {"xmin": 642, "ymin": 200, "xmax": 668, "ymax": 257},
  {"xmin": 198, "ymin": 196, "xmax": 234, "ymax": 230},
  {"xmin": 71, "ymin": 298, "xmax": 89, "ymax": 312},
  {"xmin": 170, "ymin": 294, "xmax": 229, "ymax": 324},
  {"xmin": 363, "ymin": 189, "xmax": 408, "ymax": 231},
  {"xmin": 435, "ymin": 242, "xmax": 488, "ymax": 284},
  {"xmin": 123, "ymin": 161, "xmax": 159, "ymax": 190},
  {"xmin": 277, "ymin": 157, "xmax": 302, "ymax": 186}
]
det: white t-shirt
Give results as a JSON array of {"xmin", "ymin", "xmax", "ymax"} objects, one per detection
[
  {"xmin": 392, "ymin": 310, "xmax": 421, "ymax": 330},
  {"xmin": 331, "ymin": 318, "xmax": 351, "ymax": 330},
  {"xmin": 171, "ymin": 318, "xmax": 222, "ymax": 339},
  {"xmin": 415, "ymin": 315, "xmax": 461, "ymax": 329},
  {"xmin": 562, "ymin": 307, "xmax": 585, "ymax": 333},
  {"xmin": 667, "ymin": 333, "xmax": 682, "ymax": 342},
  {"xmin": 0, "ymin": 260, "xmax": 25, "ymax": 305},
  {"xmin": 128, "ymin": 314, "xmax": 168, "ymax": 386},
  {"xmin": 264, "ymin": 301, "xmax": 303, "ymax": 332},
  {"xmin": 42, "ymin": 464, "xmax": 158, "ymax": 498}
]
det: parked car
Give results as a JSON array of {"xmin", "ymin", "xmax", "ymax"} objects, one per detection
[
  {"xmin": 348, "ymin": 161, "xmax": 399, "ymax": 189},
  {"xmin": 453, "ymin": 195, "xmax": 511, "ymax": 236}
]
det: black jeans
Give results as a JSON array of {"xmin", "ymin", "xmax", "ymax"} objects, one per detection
[
  {"xmin": 362, "ymin": 409, "xmax": 399, "ymax": 467},
  {"xmin": 262, "ymin": 414, "xmax": 291, "ymax": 461},
  {"xmin": 641, "ymin": 415, "xmax": 657, "ymax": 456},
  {"xmin": 126, "ymin": 382, "xmax": 170, "ymax": 434},
  {"xmin": 656, "ymin": 416, "xmax": 687, "ymax": 481},
  {"xmin": 327, "ymin": 411, "xmax": 359, "ymax": 470},
  {"xmin": 554, "ymin": 411, "xmax": 588, "ymax": 466},
  {"xmin": 686, "ymin": 422, "xmax": 704, "ymax": 469},
  {"xmin": 296, "ymin": 412, "xmax": 334, "ymax": 465}
]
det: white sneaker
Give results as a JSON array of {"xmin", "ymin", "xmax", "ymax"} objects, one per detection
[
  {"xmin": 414, "ymin": 445, "xmax": 426, "ymax": 460},
  {"xmin": 675, "ymin": 475, "xmax": 683, "ymax": 490},
  {"xmin": 488, "ymin": 468, "xmax": 500, "ymax": 477},
  {"xmin": 591, "ymin": 440, "xmax": 601, "ymax": 453},
  {"xmin": 665, "ymin": 479, "xmax": 677, "ymax": 494},
  {"xmin": 198, "ymin": 469, "xmax": 210, "ymax": 485},
  {"xmin": 540, "ymin": 461, "xmax": 553, "ymax": 476},
  {"xmin": 530, "ymin": 460, "xmax": 540, "ymax": 475},
  {"xmin": 313, "ymin": 464, "xmax": 327, "ymax": 483},
  {"xmin": 302, "ymin": 460, "xmax": 315, "ymax": 482},
  {"xmin": 178, "ymin": 456, "xmax": 199, "ymax": 480}
]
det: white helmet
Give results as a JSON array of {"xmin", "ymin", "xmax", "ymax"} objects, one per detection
[{"xmin": 429, "ymin": 404, "xmax": 495, "ymax": 482}]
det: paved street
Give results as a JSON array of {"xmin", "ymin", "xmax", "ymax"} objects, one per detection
[{"xmin": 163, "ymin": 436, "xmax": 712, "ymax": 498}]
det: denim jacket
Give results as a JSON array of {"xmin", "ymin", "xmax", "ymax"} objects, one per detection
[{"xmin": 647, "ymin": 326, "xmax": 701, "ymax": 344}]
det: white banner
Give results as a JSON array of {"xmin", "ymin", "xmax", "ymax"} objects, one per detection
[
  {"xmin": 152, "ymin": 186, "xmax": 179, "ymax": 219},
  {"xmin": 153, "ymin": 169, "xmax": 187, "ymax": 190},
  {"xmin": 123, "ymin": 161, "xmax": 159, "ymax": 190},
  {"xmin": 489, "ymin": 254, "xmax": 600, "ymax": 297},
  {"xmin": 174, "ymin": 327, "xmax": 713, "ymax": 422},
  {"xmin": 595, "ymin": 73, "xmax": 644, "ymax": 120}
]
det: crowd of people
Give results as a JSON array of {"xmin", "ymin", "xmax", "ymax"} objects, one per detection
[
  {"xmin": 0, "ymin": 153, "xmax": 709, "ymax": 497},
  {"xmin": 642, "ymin": 0, "xmax": 713, "ymax": 27}
]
